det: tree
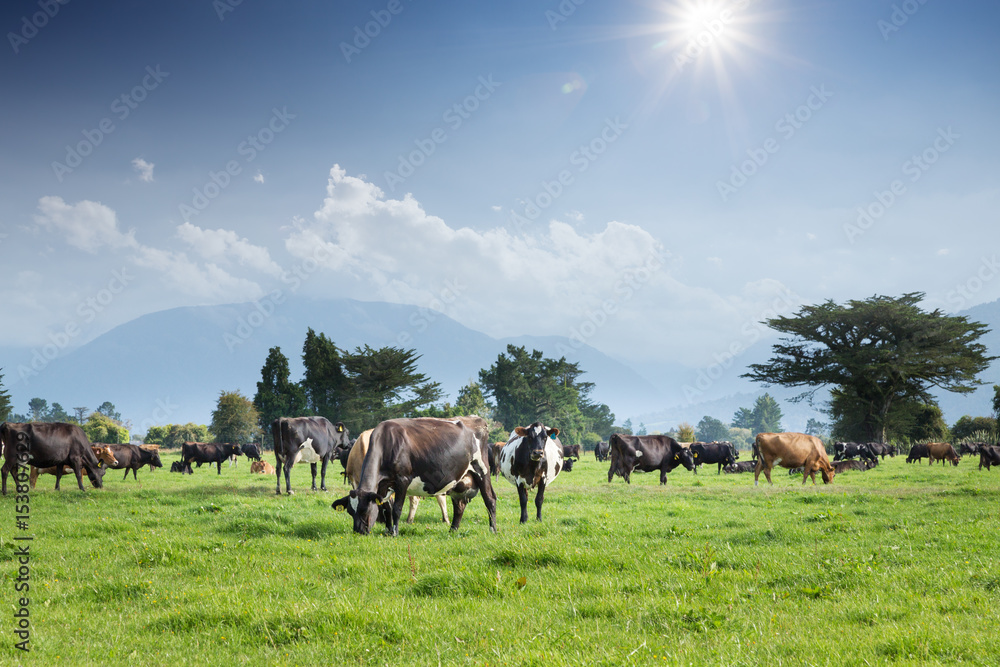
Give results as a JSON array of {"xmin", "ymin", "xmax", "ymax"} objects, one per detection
[
  {"xmin": 728, "ymin": 427, "xmax": 753, "ymax": 450},
  {"xmin": 210, "ymin": 391, "xmax": 260, "ymax": 445},
  {"xmin": 731, "ymin": 407, "xmax": 754, "ymax": 430},
  {"xmin": 0, "ymin": 370, "xmax": 11, "ymax": 423},
  {"xmin": 254, "ymin": 346, "xmax": 307, "ymax": 430},
  {"xmin": 48, "ymin": 403, "xmax": 71, "ymax": 423},
  {"xmin": 636, "ymin": 422, "xmax": 648, "ymax": 436},
  {"xmin": 676, "ymin": 422, "xmax": 695, "ymax": 442},
  {"xmin": 28, "ymin": 398, "xmax": 48, "ymax": 422},
  {"xmin": 146, "ymin": 423, "xmax": 210, "ymax": 448},
  {"xmin": 804, "ymin": 418, "xmax": 829, "ymax": 437},
  {"xmin": 455, "ymin": 382, "xmax": 489, "ymax": 419},
  {"xmin": 751, "ymin": 394, "xmax": 783, "ymax": 434},
  {"xmin": 301, "ymin": 328, "xmax": 350, "ymax": 419},
  {"xmin": 96, "ymin": 401, "xmax": 121, "ymax": 422},
  {"xmin": 695, "ymin": 416, "xmax": 730, "ymax": 442},
  {"xmin": 341, "ymin": 345, "xmax": 443, "ymax": 431},
  {"xmin": 84, "ymin": 412, "xmax": 129, "ymax": 444},
  {"xmin": 950, "ymin": 415, "xmax": 997, "ymax": 442},
  {"xmin": 743, "ymin": 293, "xmax": 995, "ymax": 442},
  {"xmin": 993, "ymin": 385, "xmax": 1000, "ymax": 421},
  {"xmin": 73, "ymin": 406, "xmax": 88, "ymax": 424}
]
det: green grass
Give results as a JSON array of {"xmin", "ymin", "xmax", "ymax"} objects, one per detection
[{"xmin": 3, "ymin": 453, "xmax": 999, "ymax": 665}]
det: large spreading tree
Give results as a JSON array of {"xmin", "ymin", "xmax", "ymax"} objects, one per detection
[
  {"xmin": 742, "ymin": 293, "xmax": 995, "ymax": 442},
  {"xmin": 210, "ymin": 390, "xmax": 260, "ymax": 445}
]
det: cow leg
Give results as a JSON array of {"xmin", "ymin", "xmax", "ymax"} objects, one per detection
[
  {"xmin": 659, "ymin": 467, "xmax": 668, "ymax": 485},
  {"xmin": 284, "ymin": 462, "xmax": 294, "ymax": 495},
  {"xmin": 607, "ymin": 466, "xmax": 614, "ymax": 483},
  {"xmin": 310, "ymin": 462, "xmax": 318, "ymax": 491},
  {"xmin": 54, "ymin": 467, "xmax": 64, "ymax": 490},
  {"xmin": 450, "ymin": 495, "xmax": 468, "ymax": 531},
  {"xmin": 388, "ymin": 492, "xmax": 407, "ymax": 536},
  {"xmin": 274, "ymin": 460, "xmax": 282, "ymax": 495},
  {"xmin": 436, "ymin": 495, "xmax": 449, "ymax": 523},
  {"xmin": 319, "ymin": 458, "xmax": 329, "ymax": 491},
  {"xmin": 534, "ymin": 481, "xmax": 546, "ymax": 521},
  {"xmin": 123, "ymin": 468, "xmax": 130, "ymax": 481},
  {"xmin": 468, "ymin": 462, "xmax": 496, "ymax": 532},
  {"xmin": 29, "ymin": 466, "xmax": 38, "ymax": 490},
  {"xmin": 517, "ymin": 484, "xmax": 529, "ymax": 524},
  {"xmin": 406, "ymin": 496, "xmax": 420, "ymax": 524},
  {"xmin": 72, "ymin": 463, "xmax": 86, "ymax": 491}
]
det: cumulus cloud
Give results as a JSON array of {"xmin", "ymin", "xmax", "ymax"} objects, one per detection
[
  {"xmin": 283, "ymin": 165, "xmax": 795, "ymax": 363},
  {"xmin": 34, "ymin": 196, "xmax": 138, "ymax": 253},
  {"xmin": 176, "ymin": 222, "xmax": 283, "ymax": 277},
  {"xmin": 132, "ymin": 158, "xmax": 155, "ymax": 182},
  {"xmin": 254, "ymin": 171, "xmax": 265, "ymax": 184},
  {"xmin": 133, "ymin": 245, "xmax": 266, "ymax": 301}
]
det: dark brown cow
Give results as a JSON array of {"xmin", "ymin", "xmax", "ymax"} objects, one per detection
[
  {"xmin": 906, "ymin": 443, "xmax": 928, "ymax": 463},
  {"xmin": 104, "ymin": 444, "xmax": 163, "ymax": 481},
  {"xmin": 272, "ymin": 417, "xmax": 350, "ymax": 495},
  {"xmin": 926, "ymin": 442, "xmax": 960, "ymax": 466},
  {"xmin": 594, "ymin": 440, "xmax": 610, "ymax": 462},
  {"xmin": 754, "ymin": 432, "xmax": 835, "ymax": 486},
  {"xmin": 690, "ymin": 441, "xmax": 737, "ymax": 474},
  {"xmin": 562, "ymin": 444, "xmax": 581, "ymax": 460},
  {"xmin": 723, "ymin": 461, "xmax": 756, "ymax": 474},
  {"xmin": 978, "ymin": 445, "xmax": 1000, "ymax": 471},
  {"xmin": 831, "ymin": 459, "xmax": 874, "ymax": 473},
  {"xmin": 181, "ymin": 442, "xmax": 243, "ymax": 474},
  {"xmin": 332, "ymin": 418, "xmax": 496, "ymax": 536},
  {"xmin": 607, "ymin": 433, "xmax": 694, "ymax": 484},
  {"xmin": 1, "ymin": 422, "xmax": 106, "ymax": 493}
]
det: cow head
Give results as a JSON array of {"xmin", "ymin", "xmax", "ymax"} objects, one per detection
[
  {"xmin": 670, "ymin": 446, "xmax": 695, "ymax": 472},
  {"xmin": 514, "ymin": 423, "xmax": 559, "ymax": 462},
  {"xmin": 819, "ymin": 461, "xmax": 835, "ymax": 484},
  {"xmin": 92, "ymin": 446, "xmax": 118, "ymax": 467},
  {"xmin": 224, "ymin": 443, "xmax": 242, "ymax": 458},
  {"xmin": 332, "ymin": 489, "xmax": 386, "ymax": 535},
  {"xmin": 86, "ymin": 463, "xmax": 105, "ymax": 489},
  {"xmin": 148, "ymin": 451, "xmax": 163, "ymax": 469}
]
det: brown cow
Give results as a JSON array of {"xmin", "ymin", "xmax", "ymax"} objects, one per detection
[
  {"xmin": 926, "ymin": 442, "xmax": 960, "ymax": 466},
  {"xmin": 250, "ymin": 460, "xmax": 276, "ymax": 474},
  {"xmin": 30, "ymin": 444, "xmax": 119, "ymax": 489},
  {"xmin": 345, "ymin": 428, "xmax": 448, "ymax": 524},
  {"xmin": 979, "ymin": 445, "xmax": 1000, "ymax": 471},
  {"xmin": 754, "ymin": 432, "xmax": 835, "ymax": 486}
]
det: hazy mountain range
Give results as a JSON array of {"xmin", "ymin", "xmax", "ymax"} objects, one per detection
[{"xmin": 3, "ymin": 296, "xmax": 997, "ymax": 436}]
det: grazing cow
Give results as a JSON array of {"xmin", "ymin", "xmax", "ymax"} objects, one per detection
[
  {"xmin": 959, "ymin": 442, "xmax": 981, "ymax": 458},
  {"xmin": 926, "ymin": 442, "xmax": 960, "ymax": 466},
  {"xmin": 754, "ymin": 432, "xmax": 835, "ymax": 486},
  {"xmin": 272, "ymin": 417, "xmax": 350, "ymax": 495},
  {"xmin": 723, "ymin": 461, "xmax": 756, "ymax": 474},
  {"xmin": 607, "ymin": 433, "xmax": 694, "ymax": 485},
  {"xmin": 180, "ymin": 442, "xmax": 243, "ymax": 474},
  {"xmin": 344, "ymin": 427, "xmax": 449, "ymax": 525},
  {"xmin": 594, "ymin": 441, "xmax": 610, "ymax": 462},
  {"xmin": 906, "ymin": 443, "xmax": 929, "ymax": 463},
  {"xmin": 496, "ymin": 423, "xmax": 564, "ymax": 523},
  {"xmin": 978, "ymin": 445, "xmax": 1000, "ymax": 471},
  {"xmin": 250, "ymin": 460, "xmax": 276, "ymax": 474},
  {"xmin": 169, "ymin": 461, "xmax": 187, "ymax": 473},
  {"xmin": 2, "ymin": 422, "xmax": 107, "ymax": 494},
  {"xmin": 331, "ymin": 417, "xmax": 496, "ymax": 536},
  {"xmin": 104, "ymin": 444, "xmax": 163, "ymax": 481},
  {"xmin": 27, "ymin": 445, "xmax": 115, "ymax": 489},
  {"xmin": 562, "ymin": 444, "xmax": 581, "ymax": 460},
  {"xmin": 690, "ymin": 441, "xmax": 737, "ymax": 474},
  {"xmin": 241, "ymin": 443, "xmax": 262, "ymax": 462}
]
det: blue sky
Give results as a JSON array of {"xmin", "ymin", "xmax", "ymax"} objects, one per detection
[{"xmin": 2, "ymin": 0, "xmax": 999, "ymax": 384}]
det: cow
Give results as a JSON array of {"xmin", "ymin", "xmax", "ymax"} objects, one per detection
[
  {"xmin": 272, "ymin": 417, "xmax": 350, "ymax": 495},
  {"xmin": 926, "ymin": 442, "xmax": 960, "ymax": 466},
  {"xmin": 690, "ymin": 441, "xmax": 737, "ymax": 474},
  {"xmin": 180, "ymin": 442, "xmax": 243, "ymax": 474},
  {"xmin": 866, "ymin": 442, "xmax": 895, "ymax": 459},
  {"xmin": 723, "ymin": 461, "xmax": 756, "ymax": 474},
  {"xmin": 344, "ymin": 427, "xmax": 449, "ymax": 525},
  {"xmin": 1, "ymin": 422, "xmax": 106, "ymax": 494},
  {"xmin": 331, "ymin": 417, "xmax": 496, "ymax": 536},
  {"xmin": 754, "ymin": 432, "xmax": 835, "ymax": 486},
  {"xmin": 906, "ymin": 443, "xmax": 929, "ymax": 463},
  {"xmin": 27, "ymin": 442, "xmax": 117, "ymax": 489},
  {"xmin": 250, "ymin": 460, "xmax": 276, "ymax": 474},
  {"xmin": 562, "ymin": 457, "xmax": 574, "ymax": 472},
  {"xmin": 103, "ymin": 444, "xmax": 163, "ymax": 481},
  {"xmin": 959, "ymin": 442, "xmax": 981, "ymax": 458},
  {"xmin": 834, "ymin": 442, "xmax": 877, "ymax": 465},
  {"xmin": 496, "ymin": 423, "xmax": 564, "ymax": 524},
  {"xmin": 978, "ymin": 445, "xmax": 1000, "ymax": 471},
  {"xmin": 832, "ymin": 459, "xmax": 873, "ymax": 474},
  {"xmin": 169, "ymin": 461, "xmax": 187, "ymax": 473},
  {"xmin": 594, "ymin": 441, "xmax": 610, "ymax": 462},
  {"xmin": 607, "ymin": 433, "xmax": 694, "ymax": 485},
  {"xmin": 489, "ymin": 442, "xmax": 506, "ymax": 478},
  {"xmin": 241, "ymin": 443, "xmax": 262, "ymax": 462},
  {"xmin": 562, "ymin": 444, "xmax": 581, "ymax": 461}
]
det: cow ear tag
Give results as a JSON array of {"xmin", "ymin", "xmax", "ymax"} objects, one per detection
[{"xmin": 334, "ymin": 505, "xmax": 344, "ymax": 512}]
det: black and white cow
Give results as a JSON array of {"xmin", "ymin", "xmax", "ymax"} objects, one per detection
[
  {"xmin": 331, "ymin": 417, "xmax": 496, "ymax": 536},
  {"xmin": 272, "ymin": 417, "xmax": 350, "ymax": 495},
  {"xmin": 497, "ymin": 423, "xmax": 564, "ymax": 524}
]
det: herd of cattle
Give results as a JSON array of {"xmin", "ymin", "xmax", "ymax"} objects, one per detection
[{"xmin": 2, "ymin": 419, "xmax": 998, "ymax": 536}]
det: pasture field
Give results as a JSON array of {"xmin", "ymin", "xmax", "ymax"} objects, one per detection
[{"xmin": 2, "ymin": 452, "xmax": 1000, "ymax": 666}]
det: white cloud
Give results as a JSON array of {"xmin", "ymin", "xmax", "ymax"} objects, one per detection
[
  {"xmin": 176, "ymin": 222, "xmax": 284, "ymax": 277},
  {"xmin": 254, "ymin": 171, "xmax": 265, "ymax": 184},
  {"xmin": 133, "ymin": 246, "xmax": 265, "ymax": 301},
  {"xmin": 937, "ymin": 248, "xmax": 950, "ymax": 256},
  {"xmin": 34, "ymin": 196, "xmax": 137, "ymax": 253},
  {"xmin": 284, "ymin": 165, "xmax": 796, "ymax": 364},
  {"xmin": 132, "ymin": 158, "xmax": 154, "ymax": 182}
]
